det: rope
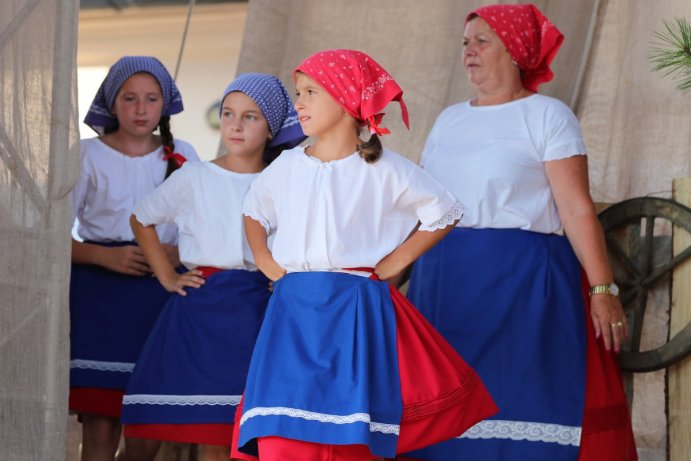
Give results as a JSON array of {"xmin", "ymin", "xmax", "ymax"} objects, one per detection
[{"xmin": 174, "ymin": 0, "xmax": 197, "ymax": 80}]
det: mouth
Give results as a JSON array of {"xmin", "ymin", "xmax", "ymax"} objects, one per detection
[
  {"xmin": 229, "ymin": 137, "xmax": 244, "ymax": 142},
  {"xmin": 299, "ymin": 116, "xmax": 310, "ymax": 123},
  {"xmin": 134, "ymin": 120, "xmax": 149, "ymax": 126}
]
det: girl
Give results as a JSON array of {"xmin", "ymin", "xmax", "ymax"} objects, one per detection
[
  {"xmin": 233, "ymin": 49, "xmax": 498, "ymax": 461},
  {"xmin": 70, "ymin": 56, "xmax": 198, "ymax": 461},
  {"xmin": 120, "ymin": 73, "xmax": 306, "ymax": 461}
]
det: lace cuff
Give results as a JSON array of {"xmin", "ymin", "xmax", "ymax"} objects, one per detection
[{"xmin": 419, "ymin": 200, "xmax": 464, "ymax": 232}]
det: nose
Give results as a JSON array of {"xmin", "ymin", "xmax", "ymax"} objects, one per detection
[
  {"xmin": 135, "ymin": 100, "xmax": 146, "ymax": 114},
  {"xmin": 294, "ymin": 95, "xmax": 305, "ymax": 112}
]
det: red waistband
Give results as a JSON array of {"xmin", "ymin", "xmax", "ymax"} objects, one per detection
[{"xmin": 197, "ymin": 266, "xmax": 224, "ymax": 279}]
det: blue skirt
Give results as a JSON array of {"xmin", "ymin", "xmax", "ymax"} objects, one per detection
[
  {"xmin": 121, "ymin": 269, "xmax": 270, "ymax": 425},
  {"xmin": 237, "ymin": 272, "xmax": 402, "ymax": 457},
  {"xmin": 70, "ymin": 247, "xmax": 173, "ymax": 390},
  {"xmin": 405, "ymin": 228, "xmax": 586, "ymax": 461}
]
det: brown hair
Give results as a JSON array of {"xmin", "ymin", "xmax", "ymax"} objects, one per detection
[
  {"xmin": 158, "ymin": 116, "xmax": 179, "ymax": 178},
  {"xmin": 357, "ymin": 133, "xmax": 383, "ymax": 164}
]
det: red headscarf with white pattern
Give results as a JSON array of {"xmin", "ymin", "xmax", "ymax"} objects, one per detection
[
  {"xmin": 466, "ymin": 3, "xmax": 564, "ymax": 93},
  {"xmin": 294, "ymin": 49, "xmax": 409, "ymax": 136}
]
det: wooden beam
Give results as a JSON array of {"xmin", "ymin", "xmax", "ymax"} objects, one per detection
[{"xmin": 670, "ymin": 177, "xmax": 691, "ymax": 461}]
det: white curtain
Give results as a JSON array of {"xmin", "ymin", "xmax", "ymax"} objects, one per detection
[{"xmin": 0, "ymin": 0, "xmax": 79, "ymax": 459}]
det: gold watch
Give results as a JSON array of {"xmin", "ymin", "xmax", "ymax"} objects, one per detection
[{"xmin": 589, "ymin": 282, "xmax": 619, "ymax": 297}]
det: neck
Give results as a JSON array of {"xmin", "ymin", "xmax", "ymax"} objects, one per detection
[
  {"xmin": 309, "ymin": 129, "xmax": 360, "ymax": 162},
  {"xmin": 214, "ymin": 152, "xmax": 266, "ymax": 174},
  {"xmin": 473, "ymin": 82, "xmax": 532, "ymax": 106},
  {"xmin": 102, "ymin": 130, "xmax": 160, "ymax": 157}
]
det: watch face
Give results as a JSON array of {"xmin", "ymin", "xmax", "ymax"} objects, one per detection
[{"xmin": 610, "ymin": 283, "xmax": 620, "ymax": 297}]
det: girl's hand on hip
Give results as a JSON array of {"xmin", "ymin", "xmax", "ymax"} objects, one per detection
[
  {"xmin": 256, "ymin": 254, "xmax": 287, "ymax": 282},
  {"xmin": 159, "ymin": 269, "xmax": 205, "ymax": 296}
]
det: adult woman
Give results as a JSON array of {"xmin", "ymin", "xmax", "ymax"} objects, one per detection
[{"xmin": 405, "ymin": 4, "xmax": 637, "ymax": 461}]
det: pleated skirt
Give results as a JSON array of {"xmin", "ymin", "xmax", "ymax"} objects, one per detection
[
  {"xmin": 233, "ymin": 271, "xmax": 497, "ymax": 460},
  {"xmin": 121, "ymin": 269, "xmax": 270, "ymax": 446},
  {"xmin": 69, "ymin": 245, "xmax": 173, "ymax": 417},
  {"xmin": 404, "ymin": 228, "xmax": 636, "ymax": 461}
]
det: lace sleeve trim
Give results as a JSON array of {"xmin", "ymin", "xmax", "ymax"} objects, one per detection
[{"xmin": 419, "ymin": 200, "xmax": 464, "ymax": 232}]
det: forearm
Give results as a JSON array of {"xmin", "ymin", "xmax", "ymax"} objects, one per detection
[
  {"xmin": 130, "ymin": 214, "xmax": 176, "ymax": 282},
  {"xmin": 244, "ymin": 216, "xmax": 285, "ymax": 281},
  {"xmin": 72, "ymin": 239, "xmax": 108, "ymax": 266},
  {"xmin": 561, "ymin": 206, "xmax": 613, "ymax": 286}
]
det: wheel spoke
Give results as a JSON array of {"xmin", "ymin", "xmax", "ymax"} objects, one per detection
[
  {"xmin": 641, "ymin": 245, "xmax": 691, "ymax": 287},
  {"xmin": 605, "ymin": 234, "xmax": 642, "ymax": 278}
]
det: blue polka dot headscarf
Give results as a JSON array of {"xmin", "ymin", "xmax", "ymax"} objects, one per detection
[
  {"xmin": 83, "ymin": 56, "xmax": 184, "ymax": 135},
  {"xmin": 221, "ymin": 73, "xmax": 306, "ymax": 151}
]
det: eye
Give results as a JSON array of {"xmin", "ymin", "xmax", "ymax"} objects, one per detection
[
  {"xmin": 462, "ymin": 39, "xmax": 469, "ymax": 47},
  {"xmin": 245, "ymin": 114, "xmax": 258, "ymax": 121},
  {"xmin": 307, "ymin": 89, "xmax": 316, "ymax": 95},
  {"xmin": 222, "ymin": 110, "xmax": 233, "ymax": 118}
]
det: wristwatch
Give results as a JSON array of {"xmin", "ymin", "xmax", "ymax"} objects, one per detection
[{"xmin": 589, "ymin": 282, "xmax": 619, "ymax": 297}]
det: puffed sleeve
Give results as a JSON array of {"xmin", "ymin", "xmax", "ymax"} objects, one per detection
[
  {"xmin": 70, "ymin": 142, "xmax": 93, "ymax": 222},
  {"xmin": 242, "ymin": 167, "xmax": 277, "ymax": 235},
  {"xmin": 133, "ymin": 163, "xmax": 192, "ymax": 226},
  {"xmin": 542, "ymin": 99, "xmax": 587, "ymax": 161},
  {"xmin": 394, "ymin": 158, "xmax": 464, "ymax": 232}
]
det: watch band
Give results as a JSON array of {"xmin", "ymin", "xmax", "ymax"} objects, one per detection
[{"xmin": 589, "ymin": 283, "xmax": 618, "ymax": 296}]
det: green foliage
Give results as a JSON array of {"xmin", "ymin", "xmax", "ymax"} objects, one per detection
[{"xmin": 650, "ymin": 17, "xmax": 691, "ymax": 92}]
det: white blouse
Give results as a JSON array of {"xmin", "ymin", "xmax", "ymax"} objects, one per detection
[
  {"xmin": 134, "ymin": 161, "xmax": 258, "ymax": 271},
  {"xmin": 421, "ymin": 94, "xmax": 587, "ymax": 234},
  {"xmin": 71, "ymin": 137, "xmax": 199, "ymax": 244},
  {"xmin": 243, "ymin": 146, "xmax": 462, "ymax": 273}
]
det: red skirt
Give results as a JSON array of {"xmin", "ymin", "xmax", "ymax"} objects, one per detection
[
  {"xmin": 69, "ymin": 387, "xmax": 124, "ymax": 418},
  {"xmin": 578, "ymin": 277, "xmax": 638, "ymax": 461}
]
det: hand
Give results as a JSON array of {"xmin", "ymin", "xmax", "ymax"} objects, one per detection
[
  {"xmin": 590, "ymin": 294, "xmax": 628, "ymax": 352},
  {"xmin": 100, "ymin": 245, "xmax": 151, "ymax": 276},
  {"xmin": 161, "ymin": 244, "xmax": 181, "ymax": 268},
  {"xmin": 256, "ymin": 254, "xmax": 287, "ymax": 282},
  {"xmin": 374, "ymin": 252, "xmax": 409, "ymax": 281},
  {"xmin": 159, "ymin": 269, "xmax": 205, "ymax": 296}
]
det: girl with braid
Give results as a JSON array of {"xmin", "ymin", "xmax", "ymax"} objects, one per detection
[{"xmin": 69, "ymin": 56, "xmax": 198, "ymax": 461}]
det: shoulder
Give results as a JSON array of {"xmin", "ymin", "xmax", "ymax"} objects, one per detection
[
  {"xmin": 265, "ymin": 145, "xmax": 303, "ymax": 171},
  {"xmin": 376, "ymin": 148, "xmax": 419, "ymax": 175},
  {"xmin": 173, "ymin": 138, "xmax": 200, "ymax": 161},
  {"xmin": 525, "ymin": 94, "xmax": 576, "ymax": 118}
]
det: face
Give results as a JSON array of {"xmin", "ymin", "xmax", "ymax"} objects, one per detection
[
  {"xmin": 111, "ymin": 72, "xmax": 164, "ymax": 136},
  {"xmin": 462, "ymin": 17, "xmax": 518, "ymax": 89},
  {"xmin": 294, "ymin": 72, "xmax": 356, "ymax": 138},
  {"xmin": 219, "ymin": 91, "xmax": 271, "ymax": 159}
]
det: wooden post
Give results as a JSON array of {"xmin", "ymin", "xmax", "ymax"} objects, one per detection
[{"xmin": 670, "ymin": 177, "xmax": 691, "ymax": 461}]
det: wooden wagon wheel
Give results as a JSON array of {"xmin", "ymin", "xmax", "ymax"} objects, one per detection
[{"xmin": 598, "ymin": 197, "xmax": 691, "ymax": 372}]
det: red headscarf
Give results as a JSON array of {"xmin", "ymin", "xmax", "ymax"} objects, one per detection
[
  {"xmin": 294, "ymin": 49, "xmax": 409, "ymax": 136},
  {"xmin": 467, "ymin": 3, "xmax": 564, "ymax": 92}
]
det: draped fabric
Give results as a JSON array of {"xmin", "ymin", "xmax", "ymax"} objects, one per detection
[{"xmin": 0, "ymin": 0, "xmax": 79, "ymax": 459}]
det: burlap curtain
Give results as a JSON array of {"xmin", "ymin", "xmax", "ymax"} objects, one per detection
[
  {"xmin": 3, "ymin": 0, "xmax": 691, "ymax": 458},
  {"xmin": 235, "ymin": 1, "xmax": 691, "ymax": 458},
  {"xmin": 1, "ymin": 0, "xmax": 79, "ymax": 459},
  {"xmin": 237, "ymin": 0, "xmax": 691, "ymax": 204}
]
